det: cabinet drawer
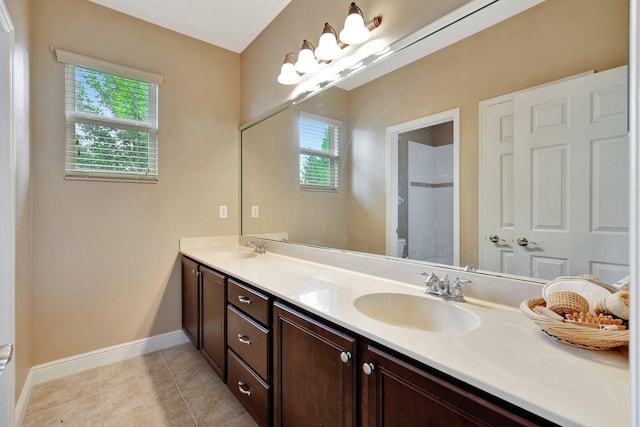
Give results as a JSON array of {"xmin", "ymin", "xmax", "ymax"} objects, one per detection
[
  {"xmin": 228, "ymin": 279, "xmax": 270, "ymax": 325},
  {"xmin": 227, "ymin": 305, "xmax": 270, "ymax": 381},
  {"xmin": 227, "ymin": 349, "xmax": 270, "ymax": 427}
]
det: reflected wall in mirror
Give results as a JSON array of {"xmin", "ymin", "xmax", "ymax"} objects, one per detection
[{"xmin": 242, "ymin": 0, "xmax": 629, "ymax": 283}]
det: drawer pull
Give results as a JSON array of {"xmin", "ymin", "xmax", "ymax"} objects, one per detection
[
  {"xmin": 237, "ymin": 381, "xmax": 252, "ymax": 396},
  {"xmin": 237, "ymin": 334, "xmax": 252, "ymax": 345},
  {"xmin": 237, "ymin": 295, "xmax": 252, "ymax": 305}
]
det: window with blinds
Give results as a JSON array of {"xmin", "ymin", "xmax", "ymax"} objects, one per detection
[
  {"xmin": 63, "ymin": 62, "xmax": 159, "ymax": 182},
  {"xmin": 299, "ymin": 112, "xmax": 341, "ymax": 190}
]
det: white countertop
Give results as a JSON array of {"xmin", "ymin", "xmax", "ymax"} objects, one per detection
[{"xmin": 180, "ymin": 238, "xmax": 629, "ymax": 427}]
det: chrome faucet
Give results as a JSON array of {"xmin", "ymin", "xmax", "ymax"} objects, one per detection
[
  {"xmin": 245, "ymin": 240, "xmax": 266, "ymax": 254},
  {"xmin": 422, "ymin": 272, "xmax": 474, "ymax": 302}
]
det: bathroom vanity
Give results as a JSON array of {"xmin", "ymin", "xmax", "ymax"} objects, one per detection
[{"xmin": 180, "ymin": 237, "xmax": 628, "ymax": 427}]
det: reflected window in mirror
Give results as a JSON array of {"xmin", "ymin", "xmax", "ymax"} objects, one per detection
[{"xmin": 299, "ymin": 112, "xmax": 342, "ymax": 191}]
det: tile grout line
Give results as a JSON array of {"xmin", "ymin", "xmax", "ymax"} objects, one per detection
[{"xmin": 158, "ymin": 349, "xmax": 200, "ymax": 427}]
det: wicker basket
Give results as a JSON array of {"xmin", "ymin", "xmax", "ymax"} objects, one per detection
[{"xmin": 520, "ymin": 297, "xmax": 629, "ymax": 350}]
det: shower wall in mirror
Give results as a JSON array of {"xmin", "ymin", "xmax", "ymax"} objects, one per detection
[{"xmin": 241, "ymin": 0, "xmax": 629, "ymax": 282}]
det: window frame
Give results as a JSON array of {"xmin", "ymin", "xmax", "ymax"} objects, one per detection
[
  {"xmin": 298, "ymin": 111, "xmax": 342, "ymax": 191},
  {"xmin": 57, "ymin": 49, "xmax": 163, "ymax": 183}
]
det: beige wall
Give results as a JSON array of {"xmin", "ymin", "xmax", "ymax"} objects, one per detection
[
  {"xmin": 7, "ymin": 0, "xmax": 32, "ymax": 400},
  {"xmin": 347, "ymin": 0, "xmax": 628, "ymax": 265},
  {"xmin": 30, "ymin": 0, "xmax": 240, "ymax": 364},
  {"xmin": 240, "ymin": 0, "xmax": 471, "ymax": 124}
]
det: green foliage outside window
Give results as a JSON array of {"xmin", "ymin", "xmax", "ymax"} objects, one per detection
[
  {"xmin": 299, "ymin": 116, "xmax": 339, "ymax": 190},
  {"xmin": 300, "ymin": 127, "xmax": 331, "ymax": 186},
  {"xmin": 72, "ymin": 66, "xmax": 153, "ymax": 174}
]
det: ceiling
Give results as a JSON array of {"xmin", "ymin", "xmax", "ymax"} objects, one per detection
[{"xmin": 88, "ymin": 0, "xmax": 292, "ymax": 53}]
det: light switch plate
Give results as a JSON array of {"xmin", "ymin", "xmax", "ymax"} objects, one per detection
[
  {"xmin": 251, "ymin": 205, "xmax": 259, "ymax": 218},
  {"xmin": 219, "ymin": 205, "xmax": 228, "ymax": 218}
]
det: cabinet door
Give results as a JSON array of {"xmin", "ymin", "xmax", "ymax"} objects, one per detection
[
  {"xmin": 360, "ymin": 344, "xmax": 551, "ymax": 427},
  {"xmin": 273, "ymin": 302, "xmax": 356, "ymax": 427},
  {"xmin": 200, "ymin": 265, "xmax": 226, "ymax": 381},
  {"xmin": 181, "ymin": 256, "xmax": 200, "ymax": 349}
]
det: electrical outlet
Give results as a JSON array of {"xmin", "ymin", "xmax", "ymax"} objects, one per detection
[
  {"xmin": 251, "ymin": 205, "xmax": 259, "ymax": 218},
  {"xmin": 219, "ymin": 205, "xmax": 228, "ymax": 218}
]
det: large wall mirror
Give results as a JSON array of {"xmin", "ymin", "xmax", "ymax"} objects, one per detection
[{"xmin": 241, "ymin": 0, "xmax": 629, "ymax": 284}]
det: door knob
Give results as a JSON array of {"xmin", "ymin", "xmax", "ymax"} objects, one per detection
[
  {"xmin": 0, "ymin": 344, "xmax": 13, "ymax": 374},
  {"xmin": 489, "ymin": 234, "xmax": 506, "ymax": 244},
  {"xmin": 517, "ymin": 237, "xmax": 536, "ymax": 247}
]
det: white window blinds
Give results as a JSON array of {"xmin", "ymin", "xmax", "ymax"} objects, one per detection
[
  {"xmin": 57, "ymin": 49, "xmax": 162, "ymax": 182},
  {"xmin": 299, "ymin": 112, "xmax": 342, "ymax": 190}
]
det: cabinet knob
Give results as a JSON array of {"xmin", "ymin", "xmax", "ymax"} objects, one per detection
[
  {"xmin": 362, "ymin": 362, "xmax": 375, "ymax": 375},
  {"xmin": 340, "ymin": 351, "xmax": 351, "ymax": 363},
  {"xmin": 237, "ymin": 334, "xmax": 252, "ymax": 345},
  {"xmin": 237, "ymin": 381, "xmax": 252, "ymax": 396},
  {"xmin": 238, "ymin": 295, "xmax": 252, "ymax": 305}
]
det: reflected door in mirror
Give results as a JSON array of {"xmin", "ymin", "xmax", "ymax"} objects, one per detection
[{"xmin": 481, "ymin": 67, "xmax": 629, "ymax": 282}]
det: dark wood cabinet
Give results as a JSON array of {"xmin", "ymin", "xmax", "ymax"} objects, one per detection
[
  {"xmin": 181, "ymin": 256, "xmax": 200, "ymax": 348},
  {"xmin": 200, "ymin": 265, "xmax": 226, "ymax": 381},
  {"xmin": 228, "ymin": 279, "xmax": 270, "ymax": 325},
  {"xmin": 227, "ymin": 349, "xmax": 271, "ymax": 427},
  {"xmin": 273, "ymin": 302, "xmax": 356, "ymax": 427},
  {"xmin": 181, "ymin": 264, "xmax": 555, "ymax": 427},
  {"xmin": 226, "ymin": 280, "xmax": 272, "ymax": 427},
  {"xmin": 227, "ymin": 305, "xmax": 270, "ymax": 381},
  {"xmin": 359, "ymin": 344, "xmax": 553, "ymax": 427}
]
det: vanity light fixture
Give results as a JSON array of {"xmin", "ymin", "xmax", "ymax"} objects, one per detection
[
  {"xmin": 314, "ymin": 23, "xmax": 342, "ymax": 61},
  {"xmin": 277, "ymin": 52, "xmax": 301, "ymax": 85},
  {"xmin": 276, "ymin": 1, "xmax": 382, "ymax": 85},
  {"xmin": 339, "ymin": 2, "xmax": 371, "ymax": 45},
  {"xmin": 295, "ymin": 40, "xmax": 320, "ymax": 74}
]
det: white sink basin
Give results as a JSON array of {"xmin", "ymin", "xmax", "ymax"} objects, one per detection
[
  {"xmin": 209, "ymin": 251, "xmax": 257, "ymax": 260},
  {"xmin": 353, "ymin": 293, "xmax": 480, "ymax": 333}
]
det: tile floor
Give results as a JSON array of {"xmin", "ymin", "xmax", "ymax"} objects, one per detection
[{"xmin": 22, "ymin": 344, "xmax": 258, "ymax": 427}]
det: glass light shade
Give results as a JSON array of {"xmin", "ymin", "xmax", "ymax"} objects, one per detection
[
  {"xmin": 315, "ymin": 31, "xmax": 342, "ymax": 61},
  {"xmin": 295, "ymin": 45, "xmax": 319, "ymax": 74},
  {"xmin": 277, "ymin": 62, "xmax": 300, "ymax": 85},
  {"xmin": 340, "ymin": 13, "xmax": 369, "ymax": 45}
]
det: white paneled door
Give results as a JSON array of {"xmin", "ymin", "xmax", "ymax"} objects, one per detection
[
  {"xmin": 481, "ymin": 67, "xmax": 629, "ymax": 281},
  {"xmin": 0, "ymin": 1, "xmax": 15, "ymax": 426}
]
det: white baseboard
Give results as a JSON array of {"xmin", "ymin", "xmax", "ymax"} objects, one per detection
[{"xmin": 15, "ymin": 329, "xmax": 189, "ymax": 426}]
